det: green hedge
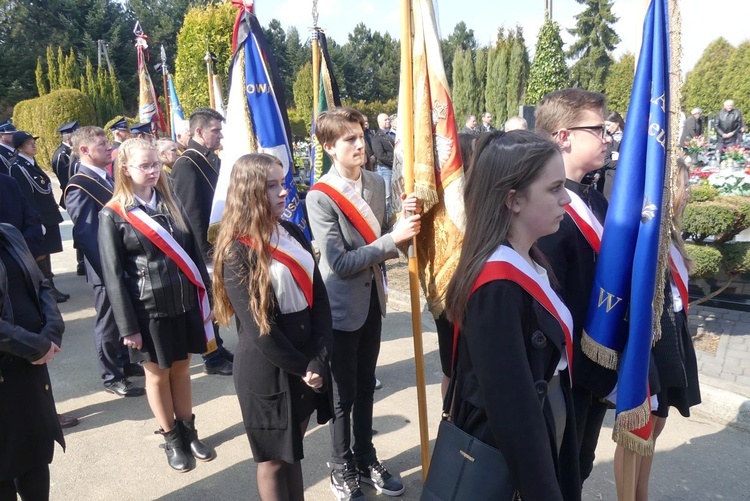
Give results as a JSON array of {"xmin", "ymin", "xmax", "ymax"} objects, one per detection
[
  {"xmin": 686, "ymin": 243, "xmax": 723, "ymax": 278},
  {"xmin": 13, "ymin": 89, "xmax": 96, "ymax": 170},
  {"xmin": 689, "ymin": 183, "xmax": 719, "ymax": 203},
  {"xmin": 682, "ymin": 200, "xmax": 745, "ymax": 243},
  {"xmin": 722, "ymin": 242, "xmax": 750, "ymax": 275}
]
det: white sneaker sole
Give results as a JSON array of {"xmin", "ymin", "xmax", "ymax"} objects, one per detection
[{"xmin": 330, "ymin": 481, "xmax": 366, "ymax": 501}]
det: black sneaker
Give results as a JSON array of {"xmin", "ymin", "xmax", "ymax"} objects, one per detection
[
  {"xmin": 358, "ymin": 460, "xmax": 404, "ymax": 496},
  {"xmin": 329, "ymin": 462, "xmax": 367, "ymax": 501}
]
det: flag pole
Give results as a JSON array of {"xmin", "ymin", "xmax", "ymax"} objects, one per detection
[
  {"xmin": 160, "ymin": 45, "xmax": 171, "ymax": 138},
  {"xmin": 399, "ymin": 0, "xmax": 430, "ymax": 479},
  {"xmin": 311, "ymin": 1, "xmax": 320, "ymax": 122},
  {"xmin": 205, "ymin": 46, "xmax": 215, "ymax": 110}
]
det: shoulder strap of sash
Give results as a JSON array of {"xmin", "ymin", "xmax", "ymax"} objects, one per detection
[
  {"xmin": 66, "ymin": 173, "xmax": 113, "ymax": 208},
  {"xmin": 107, "ymin": 202, "xmax": 217, "ymax": 353},
  {"xmin": 668, "ymin": 244, "xmax": 689, "ymax": 314},
  {"xmin": 310, "ymin": 180, "xmax": 378, "ymax": 244},
  {"xmin": 238, "ymin": 236, "xmax": 313, "ymax": 308},
  {"xmin": 565, "ymin": 188, "xmax": 603, "ymax": 253},
  {"xmin": 178, "ymin": 150, "xmax": 216, "ymax": 191}
]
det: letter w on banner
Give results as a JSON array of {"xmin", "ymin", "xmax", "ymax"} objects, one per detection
[
  {"xmin": 209, "ymin": 1, "xmax": 309, "ymax": 240},
  {"xmin": 392, "ymin": 0, "xmax": 465, "ymax": 316},
  {"xmin": 582, "ymin": 0, "xmax": 670, "ymax": 454}
]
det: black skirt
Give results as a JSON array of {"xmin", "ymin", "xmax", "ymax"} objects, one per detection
[{"xmin": 129, "ymin": 307, "xmax": 208, "ymax": 369}]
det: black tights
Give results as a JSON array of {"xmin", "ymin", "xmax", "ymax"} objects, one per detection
[
  {"xmin": 255, "ymin": 419, "xmax": 309, "ymax": 501},
  {"xmin": 0, "ymin": 464, "xmax": 50, "ymax": 501}
]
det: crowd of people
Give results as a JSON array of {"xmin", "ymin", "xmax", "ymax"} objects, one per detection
[{"xmin": 0, "ymin": 88, "xmax": 701, "ymax": 501}]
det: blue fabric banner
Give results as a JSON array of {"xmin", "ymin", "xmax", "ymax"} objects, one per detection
[
  {"xmin": 167, "ymin": 75, "xmax": 184, "ymax": 141},
  {"xmin": 582, "ymin": 0, "xmax": 669, "ymax": 436}
]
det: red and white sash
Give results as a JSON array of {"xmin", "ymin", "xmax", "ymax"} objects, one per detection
[
  {"xmin": 109, "ymin": 203, "xmax": 217, "ymax": 354},
  {"xmin": 311, "ymin": 174, "xmax": 381, "ymax": 244},
  {"xmin": 565, "ymin": 189, "xmax": 603, "ymax": 254},
  {"xmin": 238, "ymin": 228, "xmax": 314, "ymax": 311},
  {"xmin": 467, "ymin": 245, "xmax": 574, "ymax": 384},
  {"xmin": 668, "ymin": 244, "xmax": 689, "ymax": 314}
]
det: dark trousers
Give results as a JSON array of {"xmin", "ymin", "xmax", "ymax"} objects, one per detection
[
  {"xmin": 329, "ymin": 288, "xmax": 382, "ymax": 466},
  {"xmin": 201, "ymin": 325, "xmax": 226, "ymax": 367},
  {"xmin": 572, "ymin": 384, "xmax": 609, "ymax": 483},
  {"xmin": 93, "ymin": 283, "xmax": 128, "ymax": 385},
  {"xmin": 0, "ymin": 464, "xmax": 50, "ymax": 501}
]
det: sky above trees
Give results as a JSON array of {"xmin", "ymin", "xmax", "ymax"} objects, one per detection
[{"xmin": 266, "ymin": 0, "xmax": 750, "ymax": 75}]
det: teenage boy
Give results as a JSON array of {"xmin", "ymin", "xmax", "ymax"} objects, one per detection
[
  {"xmin": 306, "ymin": 107, "xmax": 421, "ymax": 501},
  {"xmin": 535, "ymin": 89, "xmax": 617, "ymax": 485}
]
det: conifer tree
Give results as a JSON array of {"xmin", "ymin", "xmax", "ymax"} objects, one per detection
[
  {"xmin": 683, "ymin": 38, "xmax": 736, "ymax": 115},
  {"xmin": 567, "ymin": 0, "xmax": 620, "ymax": 92},
  {"xmin": 485, "ymin": 33, "xmax": 508, "ymax": 127},
  {"xmin": 46, "ymin": 46, "xmax": 58, "ymax": 92},
  {"xmin": 526, "ymin": 17, "xmax": 568, "ymax": 105},
  {"xmin": 506, "ymin": 26, "xmax": 530, "ymax": 116},
  {"xmin": 474, "ymin": 48, "xmax": 488, "ymax": 113},
  {"xmin": 604, "ymin": 52, "xmax": 634, "ymax": 115},
  {"xmin": 293, "ymin": 62, "xmax": 314, "ymax": 130},
  {"xmin": 452, "ymin": 47, "xmax": 480, "ymax": 124},
  {"xmin": 35, "ymin": 58, "xmax": 48, "ymax": 96},
  {"xmin": 718, "ymin": 41, "xmax": 750, "ymax": 116}
]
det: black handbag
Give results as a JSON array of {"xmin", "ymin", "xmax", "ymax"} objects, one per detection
[{"xmin": 420, "ymin": 338, "xmax": 517, "ymax": 501}]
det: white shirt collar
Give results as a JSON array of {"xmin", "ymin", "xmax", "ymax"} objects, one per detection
[
  {"xmin": 134, "ymin": 190, "xmax": 158, "ymax": 209},
  {"xmin": 80, "ymin": 162, "xmax": 109, "ymax": 181},
  {"xmin": 17, "ymin": 152, "xmax": 34, "ymax": 164}
]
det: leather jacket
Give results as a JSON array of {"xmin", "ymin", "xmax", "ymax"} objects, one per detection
[
  {"xmin": 98, "ymin": 195, "xmax": 210, "ymax": 338},
  {"xmin": 715, "ymin": 108, "xmax": 743, "ymax": 137}
]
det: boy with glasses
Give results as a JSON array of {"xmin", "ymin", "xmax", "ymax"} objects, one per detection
[{"xmin": 535, "ymin": 88, "xmax": 617, "ymax": 486}]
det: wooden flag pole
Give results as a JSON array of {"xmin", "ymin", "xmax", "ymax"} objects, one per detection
[
  {"xmin": 160, "ymin": 46, "xmax": 171, "ymax": 138},
  {"xmin": 399, "ymin": 0, "xmax": 430, "ymax": 480},
  {"xmin": 311, "ymin": 0, "xmax": 320, "ymax": 122},
  {"xmin": 205, "ymin": 48, "xmax": 215, "ymax": 110}
]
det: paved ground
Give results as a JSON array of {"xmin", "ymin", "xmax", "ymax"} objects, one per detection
[{"xmin": 35, "ymin": 192, "xmax": 750, "ymax": 500}]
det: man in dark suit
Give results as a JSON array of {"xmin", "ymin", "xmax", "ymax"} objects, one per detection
[
  {"xmin": 171, "ymin": 107, "xmax": 233, "ymax": 376},
  {"xmin": 0, "ymin": 121, "xmax": 17, "ymax": 176},
  {"xmin": 65, "ymin": 126, "xmax": 145, "ymax": 397},
  {"xmin": 0, "ymin": 173, "xmax": 43, "ymax": 258},
  {"xmin": 716, "ymin": 99, "xmax": 743, "ymax": 152},
  {"xmin": 480, "ymin": 111, "xmax": 495, "ymax": 132}
]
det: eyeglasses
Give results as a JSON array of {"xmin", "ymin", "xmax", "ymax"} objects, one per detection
[
  {"xmin": 128, "ymin": 162, "xmax": 163, "ymax": 173},
  {"xmin": 558, "ymin": 124, "xmax": 611, "ymax": 140}
]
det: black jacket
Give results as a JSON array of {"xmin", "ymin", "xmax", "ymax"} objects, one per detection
[
  {"xmin": 680, "ymin": 116, "xmax": 703, "ymax": 147},
  {"xmin": 170, "ymin": 139, "xmax": 220, "ymax": 264},
  {"xmin": 98, "ymin": 196, "xmax": 210, "ymax": 338},
  {"xmin": 454, "ymin": 279, "xmax": 581, "ymax": 501},
  {"xmin": 715, "ymin": 108, "xmax": 743, "ymax": 137},
  {"xmin": 0, "ymin": 144, "xmax": 14, "ymax": 176},
  {"xmin": 0, "ymin": 223, "xmax": 65, "ymax": 479},
  {"xmin": 9, "ymin": 156, "xmax": 63, "ymax": 229},
  {"xmin": 371, "ymin": 129, "xmax": 395, "ymax": 168},
  {"xmin": 537, "ymin": 180, "xmax": 617, "ymax": 398},
  {"xmin": 51, "ymin": 142, "xmax": 72, "ymax": 207},
  {"xmin": 0, "ymin": 174, "xmax": 43, "ymax": 258}
]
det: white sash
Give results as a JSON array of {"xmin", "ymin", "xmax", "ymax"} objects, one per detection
[
  {"xmin": 669, "ymin": 243, "xmax": 689, "ymax": 313},
  {"xmin": 565, "ymin": 188, "xmax": 603, "ymax": 252},
  {"xmin": 269, "ymin": 225, "xmax": 315, "ymax": 313},
  {"xmin": 317, "ymin": 173, "xmax": 381, "ymax": 239}
]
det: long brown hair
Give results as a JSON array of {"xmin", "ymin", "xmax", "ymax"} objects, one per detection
[
  {"xmin": 212, "ymin": 153, "xmax": 282, "ymax": 334},
  {"xmin": 109, "ymin": 138, "xmax": 188, "ymax": 233},
  {"xmin": 445, "ymin": 130, "xmax": 560, "ymax": 329},
  {"xmin": 671, "ymin": 156, "xmax": 693, "ymax": 273}
]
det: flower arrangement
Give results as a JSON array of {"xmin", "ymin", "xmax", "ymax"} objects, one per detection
[
  {"xmin": 683, "ymin": 135, "xmax": 708, "ymax": 154},
  {"xmin": 707, "ymin": 171, "xmax": 750, "ymax": 196},
  {"xmin": 721, "ymin": 144, "xmax": 748, "ymax": 165}
]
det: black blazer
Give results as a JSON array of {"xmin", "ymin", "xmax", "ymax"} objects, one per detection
[
  {"xmin": 537, "ymin": 180, "xmax": 617, "ymax": 398},
  {"xmin": 453, "ymin": 280, "xmax": 581, "ymax": 501},
  {"xmin": 0, "ymin": 174, "xmax": 43, "ymax": 258},
  {"xmin": 51, "ymin": 142, "xmax": 72, "ymax": 206},
  {"xmin": 371, "ymin": 129, "xmax": 395, "ymax": 168},
  {"xmin": 170, "ymin": 139, "xmax": 220, "ymax": 264},
  {"xmin": 9, "ymin": 156, "xmax": 63, "ymax": 229}
]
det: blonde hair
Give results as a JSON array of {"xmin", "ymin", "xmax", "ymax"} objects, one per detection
[
  {"xmin": 109, "ymin": 138, "xmax": 187, "ymax": 233},
  {"xmin": 671, "ymin": 157, "xmax": 693, "ymax": 273},
  {"xmin": 212, "ymin": 153, "xmax": 283, "ymax": 334}
]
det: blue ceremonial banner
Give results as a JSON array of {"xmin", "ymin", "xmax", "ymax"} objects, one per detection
[
  {"xmin": 582, "ymin": 0, "xmax": 669, "ymax": 452},
  {"xmin": 210, "ymin": 5, "xmax": 309, "ymax": 239},
  {"xmin": 167, "ymin": 75, "xmax": 184, "ymax": 141}
]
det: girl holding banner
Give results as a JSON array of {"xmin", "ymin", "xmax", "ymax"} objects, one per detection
[
  {"xmin": 98, "ymin": 138, "xmax": 215, "ymax": 472},
  {"xmin": 211, "ymin": 154, "xmax": 333, "ymax": 501},
  {"xmin": 444, "ymin": 130, "xmax": 581, "ymax": 500}
]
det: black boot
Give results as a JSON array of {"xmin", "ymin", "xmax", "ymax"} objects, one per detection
[
  {"xmin": 158, "ymin": 427, "xmax": 194, "ymax": 472},
  {"xmin": 48, "ymin": 277, "xmax": 70, "ymax": 302},
  {"xmin": 178, "ymin": 414, "xmax": 215, "ymax": 462}
]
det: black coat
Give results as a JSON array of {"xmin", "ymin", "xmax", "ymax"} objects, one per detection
[
  {"xmin": 98, "ymin": 196, "xmax": 210, "ymax": 338},
  {"xmin": 371, "ymin": 129, "xmax": 395, "ymax": 168},
  {"xmin": 0, "ymin": 173, "xmax": 43, "ymax": 258},
  {"xmin": 453, "ymin": 279, "xmax": 581, "ymax": 501},
  {"xmin": 51, "ymin": 142, "xmax": 72, "ymax": 207},
  {"xmin": 10, "ymin": 156, "xmax": 63, "ymax": 255},
  {"xmin": 223, "ymin": 221, "xmax": 333, "ymax": 463},
  {"xmin": 0, "ymin": 223, "xmax": 65, "ymax": 480},
  {"xmin": 170, "ymin": 139, "xmax": 220, "ymax": 264},
  {"xmin": 680, "ymin": 116, "xmax": 703, "ymax": 147},
  {"xmin": 537, "ymin": 180, "xmax": 617, "ymax": 398},
  {"xmin": 0, "ymin": 144, "xmax": 14, "ymax": 176}
]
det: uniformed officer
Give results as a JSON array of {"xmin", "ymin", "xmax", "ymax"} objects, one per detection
[
  {"xmin": 0, "ymin": 121, "xmax": 18, "ymax": 176},
  {"xmin": 9, "ymin": 131, "xmax": 69, "ymax": 303},
  {"xmin": 129, "ymin": 122, "xmax": 153, "ymax": 140}
]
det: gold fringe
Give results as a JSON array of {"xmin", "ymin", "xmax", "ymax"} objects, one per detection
[
  {"xmin": 203, "ymin": 337, "xmax": 219, "ymax": 355},
  {"xmin": 613, "ymin": 427, "xmax": 654, "ymax": 456},
  {"xmin": 615, "ymin": 396, "xmax": 652, "ymax": 431},
  {"xmin": 207, "ymin": 221, "xmax": 220, "ymax": 245},
  {"xmin": 415, "ymin": 184, "xmax": 439, "ymax": 212},
  {"xmin": 581, "ymin": 330, "xmax": 620, "ymax": 370}
]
